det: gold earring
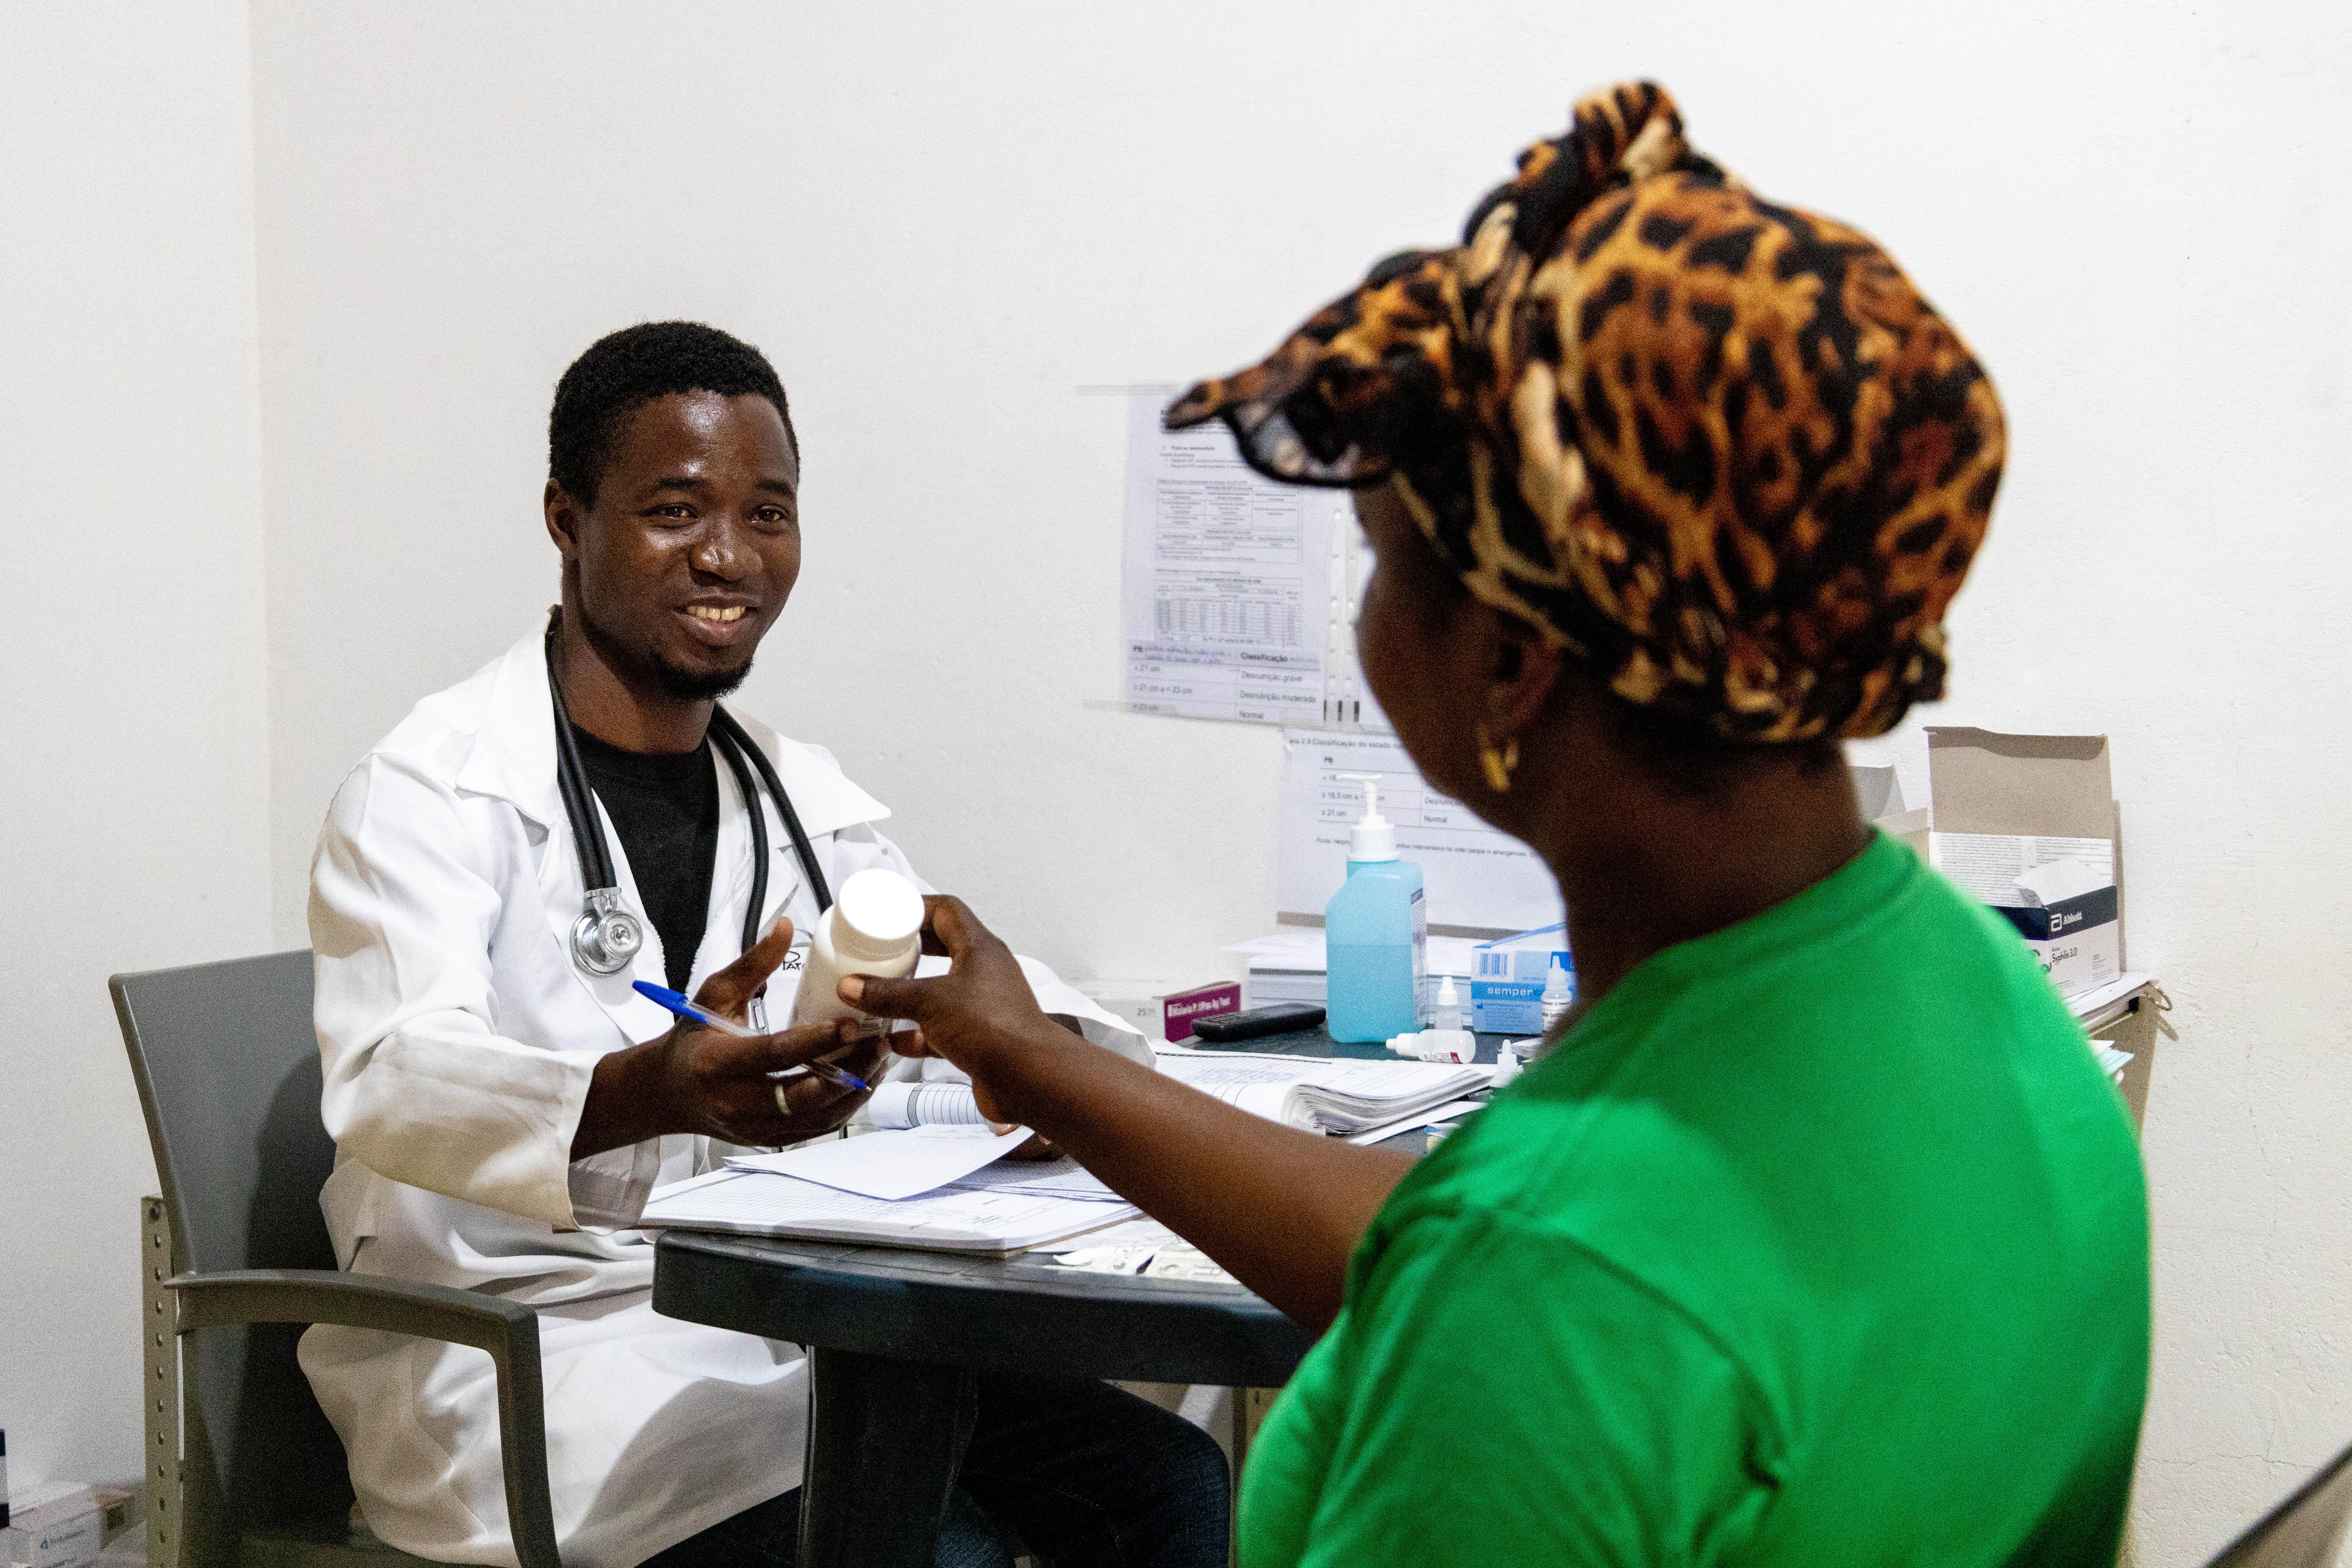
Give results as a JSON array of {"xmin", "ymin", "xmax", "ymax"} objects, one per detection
[{"xmin": 1477, "ymin": 725, "xmax": 1519, "ymax": 793}]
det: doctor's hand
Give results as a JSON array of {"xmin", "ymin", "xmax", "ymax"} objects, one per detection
[
  {"xmin": 838, "ymin": 896, "xmax": 1089, "ymax": 1132},
  {"xmin": 570, "ymin": 918, "xmax": 889, "ymax": 1160}
]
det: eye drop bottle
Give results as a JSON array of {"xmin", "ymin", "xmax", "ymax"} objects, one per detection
[
  {"xmin": 790, "ymin": 868, "xmax": 926, "ymax": 1031},
  {"xmin": 1325, "ymin": 775, "xmax": 1426, "ymax": 1043}
]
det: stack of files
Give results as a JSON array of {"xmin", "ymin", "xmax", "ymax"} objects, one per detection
[
  {"xmin": 1154, "ymin": 1048, "xmax": 1488, "ymax": 1137},
  {"xmin": 874, "ymin": 1067, "xmax": 1484, "ymax": 1148},
  {"xmin": 1227, "ymin": 930, "xmax": 1479, "ymax": 1012},
  {"xmin": 638, "ymin": 1124, "xmax": 1135, "ymax": 1254}
]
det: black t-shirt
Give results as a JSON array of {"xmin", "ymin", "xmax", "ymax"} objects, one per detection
[{"xmin": 570, "ymin": 725, "xmax": 719, "ymax": 995}]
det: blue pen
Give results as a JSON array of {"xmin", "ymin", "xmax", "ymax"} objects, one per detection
[{"xmin": 632, "ymin": 981, "xmax": 872, "ymax": 1093}]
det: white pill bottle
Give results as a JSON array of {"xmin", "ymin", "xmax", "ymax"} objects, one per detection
[{"xmin": 790, "ymin": 867, "xmax": 926, "ymax": 1030}]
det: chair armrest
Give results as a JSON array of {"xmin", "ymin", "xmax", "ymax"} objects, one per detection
[{"xmin": 168, "ymin": 1269, "xmax": 561, "ymax": 1568}]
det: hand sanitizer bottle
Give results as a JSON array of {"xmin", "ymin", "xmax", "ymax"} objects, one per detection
[{"xmin": 1326, "ymin": 774, "xmax": 1426, "ymax": 1042}]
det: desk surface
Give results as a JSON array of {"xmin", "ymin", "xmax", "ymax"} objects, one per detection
[{"xmin": 652, "ymin": 1027, "xmax": 1506, "ymax": 1384}]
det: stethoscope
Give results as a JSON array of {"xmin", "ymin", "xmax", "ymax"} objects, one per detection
[{"xmin": 544, "ymin": 614, "xmax": 832, "ymax": 1006}]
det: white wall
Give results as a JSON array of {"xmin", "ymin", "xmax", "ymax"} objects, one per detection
[
  {"xmin": 0, "ymin": 1, "xmax": 272, "ymax": 1494},
  {"xmin": 3, "ymin": 2, "xmax": 2344, "ymax": 1556}
]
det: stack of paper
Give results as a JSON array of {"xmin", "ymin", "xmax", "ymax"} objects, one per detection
[
  {"xmin": 636, "ymin": 1124, "xmax": 1138, "ymax": 1254},
  {"xmin": 1155, "ymin": 1049, "xmax": 1489, "ymax": 1136},
  {"xmin": 640, "ymin": 1168, "xmax": 1135, "ymax": 1254},
  {"xmin": 1227, "ymin": 930, "xmax": 1480, "ymax": 1012},
  {"xmin": 941, "ymin": 1157, "xmax": 1120, "ymax": 1202}
]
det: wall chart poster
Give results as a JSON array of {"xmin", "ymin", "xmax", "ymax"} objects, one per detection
[{"xmin": 1121, "ymin": 388, "xmax": 1349, "ymax": 725}]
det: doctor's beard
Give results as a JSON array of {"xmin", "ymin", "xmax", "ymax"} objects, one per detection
[
  {"xmin": 648, "ymin": 652, "xmax": 750, "ymax": 700},
  {"xmin": 580, "ymin": 600, "xmax": 753, "ymax": 701}
]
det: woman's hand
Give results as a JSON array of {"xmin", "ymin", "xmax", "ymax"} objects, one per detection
[
  {"xmin": 842, "ymin": 893, "xmax": 1415, "ymax": 1332},
  {"xmin": 572, "ymin": 917, "xmax": 888, "ymax": 1159},
  {"xmin": 837, "ymin": 895, "xmax": 1084, "ymax": 1127}
]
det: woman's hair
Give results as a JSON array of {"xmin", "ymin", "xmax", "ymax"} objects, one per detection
[{"xmin": 1168, "ymin": 81, "xmax": 2004, "ymax": 746}]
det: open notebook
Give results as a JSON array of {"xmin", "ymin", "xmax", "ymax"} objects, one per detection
[
  {"xmin": 640, "ymin": 1166, "xmax": 1138, "ymax": 1254},
  {"xmin": 1151, "ymin": 1049, "xmax": 1490, "ymax": 1135}
]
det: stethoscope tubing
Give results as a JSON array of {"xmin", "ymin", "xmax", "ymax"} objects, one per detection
[{"xmin": 545, "ymin": 614, "xmax": 832, "ymax": 980}]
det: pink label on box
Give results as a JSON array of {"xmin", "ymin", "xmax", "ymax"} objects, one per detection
[{"xmin": 1161, "ymin": 983, "xmax": 1242, "ymax": 1042}]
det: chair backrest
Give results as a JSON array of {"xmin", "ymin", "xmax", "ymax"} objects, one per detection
[
  {"xmin": 2204, "ymin": 1439, "xmax": 2352, "ymax": 1567},
  {"xmin": 112, "ymin": 949, "xmax": 352, "ymax": 1533}
]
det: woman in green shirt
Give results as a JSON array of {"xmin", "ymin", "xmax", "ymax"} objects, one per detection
[{"xmin": 847, "ymin": 81, "xmax": 2150, "ymax": 1566}]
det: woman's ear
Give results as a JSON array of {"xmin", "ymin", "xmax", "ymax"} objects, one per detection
[{"xmin": 1485, "ymin": 617, "xmax": 1560, "ymax": 744}]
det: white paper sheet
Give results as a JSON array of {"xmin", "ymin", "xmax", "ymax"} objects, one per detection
[
  {"xmin": 1032, "ymin": 1216, "xmax": 1183, "ymax": 1254},
  {"xmin": 726, "ymin": 1125, "xmax": 1031, "ymax": 1201},
  {"xmin": 1122, "ymin": 390, "xmax": 1348, "ymax": 724},
  {"xmin": 942, "ymin": 1158, "xmax": 1123, "ymax": 1202},
  {"xmin": 1343, "ymin": 1098, "xmax": 1491, "ymax": 1145},
  {"xmin": 1930, "ymin": 832, "xmax": 2115, "ymax": 905},
  {"xmin": 644, "ymin": 1168, "xmax": 1138, "ymax": 1252},
  {"xmin": 1277, "ymin": 730, "xmax": 1562, "ymax": 933}
]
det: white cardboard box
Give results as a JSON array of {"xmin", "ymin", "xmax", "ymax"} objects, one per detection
[
  {"xmin": 2, "ymin": 1483, "xmax": 102, "ymax": 1568},
  {"xmin": 1927, "ymin": 729, "xmax": 2123, "ymax": 1000},
  {"xmin": 1470, "ymin": 926, "xmax": 1572, "ymax": 1035}
]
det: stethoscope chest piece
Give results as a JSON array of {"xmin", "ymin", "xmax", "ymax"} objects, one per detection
[{"xmin": 571, "ymin": 887, "xmax": 645, "ymax": 976}]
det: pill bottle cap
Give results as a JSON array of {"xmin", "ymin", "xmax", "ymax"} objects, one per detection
[{"xmin": 831, "ymin": 869, "xmax": 925, "ymax": 963}]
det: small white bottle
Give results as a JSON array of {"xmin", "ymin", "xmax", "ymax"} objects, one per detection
[
  {"xmin": 790, "ymin": 868, "xmax": 926, "ymax": 1031},
  {"xmin": 1430, "ymin": 975, "xmax": 1462, "ymax": 1032},
  {"xmin": 1540, "ymin": 955, "xmax": 1574, "ymax": 1031}
]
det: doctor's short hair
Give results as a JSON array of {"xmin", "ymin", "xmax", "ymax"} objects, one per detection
[{"xmin": 548, "ymin": 321, "xmax": 797, "ymax": 505}]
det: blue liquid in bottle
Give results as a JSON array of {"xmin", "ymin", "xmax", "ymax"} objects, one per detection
[
  {"xmin": 1326, "ymin": 859, "xmax": 1426, "ymax": 1042},
  {"xmin": 1324, "ymin": 774, "xmax": 1427, "ymax": 1043}
]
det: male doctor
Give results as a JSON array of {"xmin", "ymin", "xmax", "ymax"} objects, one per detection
[{"xmin": 302, "ymin": 322, "xmax": 1228, "ymax": 1568}]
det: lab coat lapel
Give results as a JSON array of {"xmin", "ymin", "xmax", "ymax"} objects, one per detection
[
  {"xmin": 724, "ymin": 712, "xmax": 892, "ymax": 842},
  {"xmin": 453, "ymin": 629, "xmax": 675, "ymax": 1046},
  {"xmin": 695, "ymin": 744, "xmax": 799, "ymax": 988}
]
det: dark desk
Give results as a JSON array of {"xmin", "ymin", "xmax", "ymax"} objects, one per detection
[{"xmin": 651, "ymin": 1027, "xmax": 1508, "ymax": 1566}]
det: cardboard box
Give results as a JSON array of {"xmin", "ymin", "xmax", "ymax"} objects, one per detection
[
  {"xmin": 1070, "ymin": 980, "xmax": 1241, "ymax": 1043},
  {"xmin": 1471, "ymin": 925, "xmax": 1572, "ymax": 1035},
  {"xmin": 2, "ymin": 1484, "xmax": 102, "ymax": 1568},
  {"xmin": 1927, "ymin": 728, "xmax": 2123, "ymax": 999}
]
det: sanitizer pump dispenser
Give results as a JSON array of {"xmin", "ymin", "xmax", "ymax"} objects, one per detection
[{"xmin": 1325, "ymin": 773, "xmax": 1427, "ymax": 1042}]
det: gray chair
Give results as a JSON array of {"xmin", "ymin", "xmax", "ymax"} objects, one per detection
[
  {"xmin": 112, "ymin": 950, "xmax": 559, "ymax": 1568},
  {"xmin": 2199, "ymin": 1437, "xmax": 2352, "ymax": 1566}
]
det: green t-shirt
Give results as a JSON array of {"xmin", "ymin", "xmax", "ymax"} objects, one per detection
[{"xmin": 1240, "ymin": 832, "xmax": 2150, "ymax": 1568}]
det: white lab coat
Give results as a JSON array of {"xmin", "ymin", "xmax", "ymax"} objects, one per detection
[{"xmin": 301, "ymin": 629, "xmax": 1128, "ymax": 1568}]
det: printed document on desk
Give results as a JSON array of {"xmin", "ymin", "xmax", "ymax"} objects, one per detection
[
  {"xmin": 1121, "ymin": 389, "xmax": 1347, "ymax": 724},
  {"xmin": 726, "ymin": 1126, "xmax": 1031, "ymax": 1201},
  {"xmin": 643, "ymin": 1168, "xmax": 1138, "ymax": 1254},
  {"xmin": 1279, "ymin": 730, "xmax": 1562, "ymax": 932}
]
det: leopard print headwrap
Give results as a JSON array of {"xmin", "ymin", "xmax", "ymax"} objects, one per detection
[{"xmin": 1165, "ymin": 81, "xmax": 2004, "ymax": 742}]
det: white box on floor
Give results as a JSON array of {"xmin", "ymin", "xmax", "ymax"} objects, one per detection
[{"xmin": 2, "ymin": 1484, "xmax": 102, "ymax": 1568}]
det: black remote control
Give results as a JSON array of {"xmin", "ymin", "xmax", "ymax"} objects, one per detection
[{"xmin": 1188, "ymin": 1003, "xmax": 1327, "ymax": 1043}]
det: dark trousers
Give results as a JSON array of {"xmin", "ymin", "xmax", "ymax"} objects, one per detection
[{"xmin": 642, "ymin": 1375, "xmax": 1231, "ymax": 1568}]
